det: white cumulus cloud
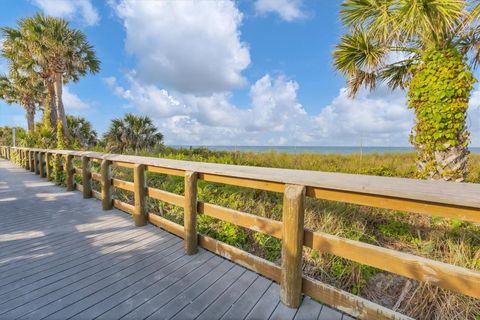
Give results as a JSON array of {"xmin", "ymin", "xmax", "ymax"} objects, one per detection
[
  {"xmin": 112, "ymin": 0, "xmax": 250, "ymax": 94},
  {"xmin": 31, "ymin": 0, "xmax": 100, "ymax": 26},
  {"xmin": 314, "ymin": 87, "xmax": 413, "ymax": 146},
  {"xmin": 254, "ymin": 0, "xmax": 306, "ymax": 21},
  {"xmin": 63, "ymin": 87, "xmax": 91, "ymax": 112}
]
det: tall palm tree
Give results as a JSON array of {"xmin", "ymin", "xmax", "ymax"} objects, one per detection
[
  {"xmin": 0, "ymin": 73, "xmax": 44, "ymax": 132},
  {"xmin": 67, "ymin": 115, "xmax": 97, "ymax": 148},
  {"xmin": 1, "ymin": 13, "xmax": 100, "ymax": 136},
  {"xmin": 104, "ymin": 114, "xmax": 163, "ymax": 154},
  {"xmin": 1, "ymin": 21, "xmax": 57, "ymax": 127},
  {"xmin": 334, "ymin": 0, "xmax": 480, "ymax": 181}
]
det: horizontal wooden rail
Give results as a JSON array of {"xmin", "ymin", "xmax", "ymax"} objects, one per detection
[
  {"xmin": 198, "ymin": 201, "xmax": 283, "ymax": 239},
  {"xmin": 3, "ymin": 146, "xmax": 480, "ymax": 320},
  {"xmin": 303, "ymin": 230, "xmax": 480, "ymax": 299},
  {"xmin": 111, "ymin": 178, "xmax": 134, "ymax": 192},
  {"xmin": 113, "ymin": 160, "xmax": 136, "ymax": 168},
  {"xmin": 146, "ymin": 165, "xmax": 184, "ymax": 177},
  {"xmin": 146, "ymin": 187, "xmax": 184, "ymax": 207},
  {"xmin": 91, "ymin": 172, "xmax": 101, "ymax": 181},
  {"xmin": 112, "ymin": 199, "xmax": 135, "ymax": 214},
  {"xmin": 6, "ymin": 147, "xmax": 480, "ymax": 221}
]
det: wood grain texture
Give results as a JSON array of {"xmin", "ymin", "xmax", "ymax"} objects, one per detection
[
  {"xmin": 197, "ymin": 202, "xmax": 282, "ymax": 239},
  {"xmin": 65, "ymin": 154, "xmax": 74, "ymax": 191},
  {"xmin": 133, "ymin": 164, "xmax": 147, "ymax": 226},
  {"xmin": 112, "ymin": 178, "xmax": 134, "ymax": 192},
  {"xmin": 147, "ymin": 188, "xmax": 184, "ymax": 207},
  {"xmin": 82, "ymin": 156, "xmax": 92, "ymax": 199},
  {"xmin": 101, "ymin": 159, "xmax": 112, "ymax": 210},
  {"xmin": 304, "ymin": 230, "xmax": 480, "ymax": 299},
  {"xmin": 30, "ymin": 150, "xmax": 35, "ymax": 172},
  {"xmin": 281, "ymin": 184, "xmax": 306, "ymax": 308},
  {"xmin": 302, "ymin": 276, "xmax": 411, "ymax": 320},
  {"xmin": 39, "ymin": 152, "xmax": 45, "ymax": 178},
  {"xmin": 11, "ymin": 147, "xmax": 480, "ymax": 210},
  {"xmin": 184, "ymin": 171, "xmax": 198, "ymax": 255},
  {"xmin": 34, "ymin": 151, "xmax": 39, "ymax": 174},
  {"xmin": 45, "ymin": 153, "xmax": 51, "ymax": 180},
  {"xmin": 146, "ymin": 165, "xmax": 184, "ymax": 177},
  {"xmin": 112, "ymin": 199, "xmax": 134, "ymax": 214},
  {"xmin": 148, "ymin": 213, "xmax": 184, "ymax": 238}
]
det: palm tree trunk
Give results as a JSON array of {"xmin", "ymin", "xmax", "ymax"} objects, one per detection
[
  {"xmin": 26, "ymin": 105, "xmax": 35, "ymax": 133},
  {"xmin": 409, "ymin": 49, "xmax": 472, "ymax": 182},
  {"xmin": 47, "ymin": 81, "xmax": 58, "ymax": 127},
  {"xmin": 53, "ymin": 73, "xmax": 68, "ymax": 137}
]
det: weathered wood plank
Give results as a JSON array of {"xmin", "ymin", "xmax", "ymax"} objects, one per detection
[
  {"xmin": 0, "ymin": 235, "xmax": 179, "ymax": 317},
  {"xmin": 94, "ymin": 252, "xmax": 214, "ymax": 320},
  {"xmin": 100, "ymin": 159, "xmax": 112, "ymax": 210},
  {"xmin": 302, "ymin": 276, "xmax": 410, "ymax": 320},
  {"xmin": 293, "ymin": 297, "xmax": 323, "ymax": 320},
  {"xmin": 156, "ymin": 264, "xmax": 243, "ymax": 320},
  {"xmin": 196, "ymin": 271, "xmax": 258, "ymax": 320},
  {"xmin": 304, "ymin": 230, "xmax": 480, "ymax": 299},
  {"xmin": 120, "ymin": 255, "xmax": 224, "ymax": 320},
  {"xmin": 169, "ymin": 266, "xmax": 246, "ymax": 320},
  {"xmin": 246, "ymin": 283, "xmax": 281, "ymax": 319},
  {"xmin": 113, "ymin": 199, "xmax": 134, "ymax": 214},
  {"xmin": 111, "ymin": 178, "xmax": 134, "ymax": 192},
  {"xmin": 220, "ymin": 276, "xmax": 272, "ymax": 320},
  {"xmin": 13, "ymin": 147, "xmax": 480, "ymax": 210},
  {"xmin": 318, "ymin": 305, "xmax": 343, "ymax": 320},
  {"xmin": 133, "ymin": 164, "xmax": 147, "ymax": 226},
  {"xmin": 198, "ymin": 201, "xmax": 282, "ymax": 238},
  {"xmin": 281, "ymin": 184, "xmax": 306, "ymax": 308},
  {"xmin": 147, "ymin": 187, "xmax": 184, "ymax": 207},
  {"xmin": 184, "ymin": 171, "xmax": 198, "ymax": 255}
]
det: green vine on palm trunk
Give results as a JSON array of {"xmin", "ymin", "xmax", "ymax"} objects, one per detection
[{"xmin": 408, "ymin": 49, "xmax": 476, "ymax": 181}]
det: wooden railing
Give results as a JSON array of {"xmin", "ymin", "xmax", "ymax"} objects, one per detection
[{"xmin": 1, "ymin": 146, "xmax": 479, "ymax": 320}]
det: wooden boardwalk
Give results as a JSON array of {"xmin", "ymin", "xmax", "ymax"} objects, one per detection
[{"xmin": 0, "ymin": 159, "xmax": 350, "ymax": 320}]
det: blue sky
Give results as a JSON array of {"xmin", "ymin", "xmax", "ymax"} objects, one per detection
[{"xmin": 1, "ymin": 0, "xmax": 480, "ymax": 146}]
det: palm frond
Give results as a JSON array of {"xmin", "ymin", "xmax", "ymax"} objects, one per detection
[
  {"xmin": 380, "ymin": 58, "xmax": 417, "ymax": 89},
  {"xmin": 395, "ymin": 0, "xmax": 465, "ymax": 46},
  {"xmin": 333, "ymin": 29, "xmax": 389, "ymax": 95},
  {"xmin": 341, "ymin": 0, "xmax": 398, "ymax": 41}
]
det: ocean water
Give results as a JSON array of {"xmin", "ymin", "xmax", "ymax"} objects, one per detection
[{"xmin": 171, "ymin": 145, "xmax": 480, "ymax": 154}]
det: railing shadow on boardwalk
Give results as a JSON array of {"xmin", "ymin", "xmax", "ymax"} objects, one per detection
[{"xmin": 1, "ymin": 146, "xmax": 480, "ymax": 320}]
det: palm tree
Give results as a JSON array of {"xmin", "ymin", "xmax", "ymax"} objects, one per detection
[
  {"xmin": 334, "ymin": 0, "xmax": 480, "ymax": 181},
  {"xmin": 0, "ymin": 73, "xmax": 44, "ymax": 132},
  {"xmin": 1, "ymin": 13, "xmax": 100, "ymax": 136},
  {"xmin": 67, "ymin": 115, "xmax": 97, "ymax": 148},
  {"xmin": 104, "ymin": 114, "xmax": 163, "ymax": 154},
  {"xmin": 1, "ymin": 20, "xmax": 57, "ymax": 127}
]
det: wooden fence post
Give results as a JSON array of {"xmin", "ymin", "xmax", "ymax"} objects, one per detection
[
  {"xmin": 25, "ymin": 150, "xmax": 29, "ymax": 170},
  {"xmin": 133, "ymin": 163, "xmax": 147, "ymax": 226},
  {"xmin": 39, "ymin": 152, "xmax": 45, "ymax": 177},
  {"xmin": 45, "ymin": 153, "xmax": 51, "ymax": 179},
  {"xmin": 101, "ymin": 159, "xmax": 112, "ymax": 210},
  {"xmin": 65, "ymin": 154, "xmax": 74, "ymax": 191},
  {"xmin": 280, "ymin": 184, "xmax": 306, "ymax": 308},
  {"xmin": 29, "ymin": 151, "xmax": 34, "ymax": 172},
  {"xmin": 34, "ymin": 151, "xmax": 40, "ymax": 174},
  {"xmin": 82, "ymin": 156, "xmax": 92, "ymax": 198},
  {"xmin": 184, "ymin": 171, "xmax": 198, "ymax": 255}
]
